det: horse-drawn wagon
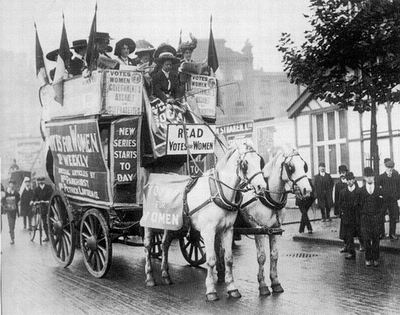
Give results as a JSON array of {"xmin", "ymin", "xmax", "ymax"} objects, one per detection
[{"xmin": 39, "ymin": 69, "xmax": 218, "ymax": 277}]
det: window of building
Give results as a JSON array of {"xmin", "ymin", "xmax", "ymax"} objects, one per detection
[{"xmin": 313, "ymin": 111, "xmax": 348, "ymax": 175}]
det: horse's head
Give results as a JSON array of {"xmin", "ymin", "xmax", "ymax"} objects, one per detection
[
  {"xmin": 236, "ymin": 143, "xmax": 267, "ymax": 194},
  {"xmin": 279, "ymin": 149, "xmax": 312, "ymax": 199}
]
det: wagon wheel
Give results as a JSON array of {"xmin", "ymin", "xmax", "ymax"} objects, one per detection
[
  {"xmin": 179, "ymin": 229, "xmax": 206, "ymax": 267},
  {"xmin": 151, "ymin": 232, "xmax": 163, "ymax": 259},
  {"xmin": 48, "ymin": 193, "xmax": 76, "ymax": 267},
  {"xmin": 80, "ymin": 209, "xmax": 112, "ymax": 278}
]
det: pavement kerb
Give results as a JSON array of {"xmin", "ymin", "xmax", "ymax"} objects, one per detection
[{"xmin": 293, "ymin": 235, "xmax": 400, "ymax": 254}]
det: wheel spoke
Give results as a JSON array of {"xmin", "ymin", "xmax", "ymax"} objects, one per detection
[
  {"xmin": 56, "ymin": 239, "xmax": 62, "ymax": 257},
  {"xmin": 98, "ymin": 245, "xmax": 107, "ymax": 256},
  {"xmin": 89, "ymin": 215, "xmax": 95, "ymax": 236},
  {"xmin": 189, "ymin": 244, "xmax": 194, "ymax": 259},
  {"xmin": 81, "ymin": 232, "xmax": 91, "ymax": 240},
  {"xmin": 95, "ymin": 252, "xmax": 102, "ymax": 271},
  {"xmin": 195, "ymin": 246, "xmax": 198, "ymax": 261},
  {"xmin": 83, "ymin": 221, "xmax": 93, "ymax": 236},
  {"xmin": 198, "ymin": 245, "xmax": 205, "ymax": 258},
  {"xmin": 184, "ymin": 239, "xmax": 191, "ymax": 250},
  {"xmin": 62, "ymin": 235, "xmax": 69, "ymax": 257},
  {"xmin": 97, "ymin": 250, "xmax": 105, "ymax": 266}
]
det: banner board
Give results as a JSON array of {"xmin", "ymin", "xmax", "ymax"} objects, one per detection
[
  {"xmin": 143, "ymin": 91, "xmax": 202, "ymax": 158},
  {"xmin": 47, "ymin": 119, "xmax": 110, "ymax": 205},
  {"xmin": 166, "ymin": 124, "xmax": 215, "ymax": 155},
  {"xmin": 188, "ymin": 75, "xmax": 217, "ymax": 119},
  {"xmin": 216, "ymin": 121, "xmax": 254, "ymax": 146},
  {"xmin": 103, "ymin": 70, "xmax": 143, "ymax": 115},
  {"xmin": 110, "ymin": 117, "xmax": 141, "ymax": 205}
]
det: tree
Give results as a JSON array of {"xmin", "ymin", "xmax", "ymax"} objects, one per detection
[{"xmin": 278, "ymin": 0, "xmax": 400, "ymax": 174}]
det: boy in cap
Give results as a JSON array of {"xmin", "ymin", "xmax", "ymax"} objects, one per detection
[
  {"xmin": 359, "ymin": 167, "xmax": 384, "ymax": 267},
  {"xmin": 313, "ymin": 162, "xmax": 334, "ymax": 222},
  {"xmin": 338, "ymin": 172, "xmax": 359, "ymax": 259},
  {"xmin": 4, "ymin": 180, "xmax": 20, "ymax": 244},
  {"xmin": 377, "ymin": 158, "xmax": 400, "ymax": 240},
  {"xmin": 32, "ymin": 177, "xmax": 53, "ymax": 242}
]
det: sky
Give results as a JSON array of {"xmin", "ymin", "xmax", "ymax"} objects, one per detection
[{"xmin": 0, "ymin": 0, "xmax": 311, "ymax": 72}]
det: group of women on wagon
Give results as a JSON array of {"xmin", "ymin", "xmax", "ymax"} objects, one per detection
[{"xmin": 45, "ymin": 32, "xmax": 207, "ymax": 104}]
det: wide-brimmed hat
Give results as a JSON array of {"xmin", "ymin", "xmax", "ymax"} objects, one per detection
[
  {"xmin": 46, "ymin": 49, "xmax": 59, "ymax": 62},
  {"xmin": 363, "ymin": 167, "xmax": 374, "ymax": 177},
  {"xmin": 37, "ymin": 176, "xmax": 46, "ymax": 182},
  {"xmin": 135, "ymin": 39, "xmax": 155, "ymax": 56},
  {"xmin": 178, "ymin": 40, "xmax": 197, "ymax": 54},
  {"xmin": 318, "ymin": 162, "xmax": 326, "ymax": 168},
  {"xmin": 95, "ymin": 32, "xmax": 112, "ymax": 41},
  {"xmin": 114, "ymin": 38, "xmax": 136, "ymax": 56},
  {"xmin": 154, "ymin": 44, "xmax": 180, "ymax": 64},
  {"xmin": 345, "ymin": 172, "xmax": 355, "ymax": 180},
  {"xmin": 71, "ymin": 39, "xmax": 87, "ymax": 51},
  {"xmin": 338, "ymin": 165, "xmax": 348, "ymax": 173}
]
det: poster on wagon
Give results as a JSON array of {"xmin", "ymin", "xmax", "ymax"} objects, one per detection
[
  {"xmin": 188, "ymin": 74, "xmax": 217, "ymax": 119},
  {"xmin": 110, "ymin": 117, "xmax": 141, "ymax": 205},
  {"xmin": 103, "ymin": 70, "xmax": 143, "ymax": 115},
  {"xmin": 47, "ymin": 119, "xmax": 110, "ymax": 205}
]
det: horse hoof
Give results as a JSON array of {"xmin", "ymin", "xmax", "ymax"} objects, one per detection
[
  {"xmin": 145, "ymin": 279, "xmax": 156, "ymax": 287},
  {"xmin": 206, "ymin": 292, "xmax": 219, "ymax": 302},
  {"xmin": 271, "ymin": 283, "xmax": 284, "ymax": 293},
  {"xmin": 259, "ymin": 286, "xmax": 271, "ymax": 296},
  {"xmin": 227, "ymin": 289, "xmax": 242, "ymax": 299},
  {"xmin": 163, "ymin": 277, "xmax": 173, "ymax": 285}
]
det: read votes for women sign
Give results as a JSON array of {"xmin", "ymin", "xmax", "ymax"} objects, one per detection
[
  {"xmin": 47, "ymin": 119, "xmax": 110, "ymax": 205},
  {"xmin": 166, "ymin": 124, "xmax": 216, "ymax": 155}
]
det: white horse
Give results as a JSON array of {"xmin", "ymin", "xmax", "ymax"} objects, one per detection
[
  {"xmin": 143, "ymin": 144, "xmax": 267, "ymax": 301},
  {"xmin": 217, "ymin": 148, "xmax": 312, "ymax": 296}
]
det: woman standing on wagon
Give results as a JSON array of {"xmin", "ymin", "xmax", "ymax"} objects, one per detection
[{"xmin": 114, "ymin": 38, "xmax": 136, "ymax": 67}]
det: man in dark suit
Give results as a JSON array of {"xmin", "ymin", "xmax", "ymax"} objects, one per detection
[
  {"xmin": 339, "ymin": 172, "xmax": 359, "ymax": 260},
  {"xmin": 359, "ymin": 167, "xmax": 385, "ymax": 267},
  {"xmin": 313, "ymin": 162, "xmax": 334, "ymax": 222},
  {"xmin": 377, "ymin": 159, "xmax": 400, "ymax": 240},
  {"xmin": 151, "ymin": 44, "xmax": 183, "ymax": 104},
  {"xmin": 69, "ymin": 39, "xmax": 87, "ymax": 76},
  {"xmin": 33, "ymin": 177, "xmax": 53, "ymax": 242}
]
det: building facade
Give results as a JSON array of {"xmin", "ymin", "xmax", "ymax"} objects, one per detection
[{"xmin": 287, "ymin": 89, "xmax": 400, "ymax": 178}]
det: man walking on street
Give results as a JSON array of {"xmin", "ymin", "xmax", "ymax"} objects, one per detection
[
  {"xmin": 314, "ymin": 162, "xmax": 334, "ymax": 222},
  {"xmin": 32, "ymin": 177, "xmax": 53, "ymax": 242},
  {"xmin": 3, "ymin": 180, "xmax": 20, "ymax": 244},
  {"xmin": 359, "ymin": 167, "xmax": 384, "ymax": 267},
  {"xmin": 377, "ymin": 159, "xmax": 400, "ymax": 240},
  {"xmin": 339, "ymin": 172, "xmax": 359, "ymax": 260}
]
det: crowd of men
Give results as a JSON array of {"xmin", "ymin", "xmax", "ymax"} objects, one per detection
[
  {"xmin": 47, "ymin": 32, "xmax": 208, "ymax": 104},
  {"xmin": 298, "ymin": 158, "xmax": 400, "ymax": 267},
  {"xmin": 1, "ymin": 177, "xmax": 53, "ymax": 244}
]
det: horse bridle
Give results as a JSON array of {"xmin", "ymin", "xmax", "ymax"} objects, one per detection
[
  {"xmin": 280, "ymin": 152, "xmax": 308, "ymax": 192},
  {"xmin": 236, "ymin": 150, "xmax": 265, "ymax": 190}
]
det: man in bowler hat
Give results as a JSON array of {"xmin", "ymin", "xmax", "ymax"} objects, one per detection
[
  {"xmin": 359, "ymin": 167, "xmax": 384, "ymax": 267},
  {"xmin": 313, "ymin": 162, "xmax": 334, "ymax": 222},
  {"xmin": 377, "ymin": 158, "xmax": 400, "ymax": 240}
]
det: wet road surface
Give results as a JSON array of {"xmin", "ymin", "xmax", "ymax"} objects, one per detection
[{"xmin": 2, "ymin": 219, "xmax": 400, "ymax": 315}]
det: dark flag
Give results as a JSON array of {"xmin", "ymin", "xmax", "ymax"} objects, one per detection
[
  {"xmin": 34, "ymin": 22, "xmax": 49, "ymax": 85},
  {"xmin": 86, "ymin": 4, "xmax": 98, "ymax": 71},
  {"xmin": 178, "ymin": 29, "xmax": 182, "ymax": 47},
  {"xmin": 53, "ymin": 13, "xmax": 72, "ymax": 104},
  {"xmin": 207, "ymin": 15, "xmax": 219, "ymax": 73}
]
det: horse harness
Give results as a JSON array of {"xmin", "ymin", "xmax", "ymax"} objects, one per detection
[{"xmin": 183, "ymin": 150, "xmax": 264, "ymax": 217}]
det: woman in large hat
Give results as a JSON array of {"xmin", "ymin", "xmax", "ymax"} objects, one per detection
[
  {"xmin": 151, "ymin": 44, "xmax": 182, "ymax": 103},
  {"xmin": 134, "ymin": 40, "xmax": 156, "ymax": 94},
  {"xmin": 114, "ymin": 37, "xmax": 136, "ymax": 67}
]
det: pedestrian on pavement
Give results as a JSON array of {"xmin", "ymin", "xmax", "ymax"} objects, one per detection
[
  {"xmin": 19, "ymin": 177, "xmax": 34, "ymax": 231},
  {"xmin": 313, "ymin": 162, "xmax": 334, "ymax": 222},
  {"xmin": 338, "ymin": 172, "xmax": 359, "ymax": 260},
  {"xmin": 359, "ymin": 167, "xmax": 384, "ymax": 267},
  {"xmin": 335, "ymin": 165, "xmax": 349, "ymax": 251},
  {"xmin": 377, "ymin": 159, "xmax": 400, "ymax": 240},
  {"xmin": 3, "ymin": 180, "xmax": 20, "ymax": 244},
  {"xmin": 296, "ymin": 178, "xmax": 315, "ymax": 234},
  {"xmin": 32, "ymin": 177, "xmax": 53, "ymax": 242}
]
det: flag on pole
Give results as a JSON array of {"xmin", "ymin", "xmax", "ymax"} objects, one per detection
[
  {"xmin": 178, "ymin": 29, "xmax": 182, "ymax": 47},
  {"xmin": 53, "ymin": 13, "xmax": 72, "ymax": 104},
  {"xmin": 86, "ymin": 3, "xmax": 98, "ymax": 71},
  {"xmin": 207, "ymin": 15, "xmax": 219, "ymax": 73},
  {"xmin": 34, "ymin": 22, "xmax": 49, "ymax": 85}
]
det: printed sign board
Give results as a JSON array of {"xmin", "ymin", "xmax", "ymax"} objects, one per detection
[
  {"xmin": 189, "ymin": 75, "xmax": 217, "ymax": 119},
  {"xmin": 166, "ymin": 124, "xmax": 215, "ymax": 155},
  {"xmin": 216, "ymin": 121, "xmax": 254, "ymax": 146},
  {"xmin": 47, "ymin": 119, "xmax": 110, "ymax": 205},
  {"xmin": 110, "ymin": 117, "xmax": 141, "ymax": 205},
  {"xmin": 103, "ymin": 70, "xmax": 143, "ymax": 115}
]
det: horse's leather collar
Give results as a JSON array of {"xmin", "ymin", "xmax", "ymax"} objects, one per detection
[{"xmin": 209, "ymin": 171, "xmax": 242, "ymax": 212}]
